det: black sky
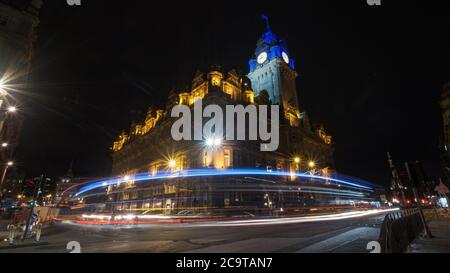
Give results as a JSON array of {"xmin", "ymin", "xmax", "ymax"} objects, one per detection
[{"xmin": 13, "ymin": 0, "xmax": 450, "ymax": 186}]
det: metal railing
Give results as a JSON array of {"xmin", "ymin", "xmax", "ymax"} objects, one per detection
[{"xmin": 378, "ymin": 207, "xmax": 430, "ymax": 253}]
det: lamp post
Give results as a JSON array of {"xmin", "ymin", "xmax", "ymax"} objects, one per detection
[
  {"xmin": 308, "ymin": 161, "xmax": 316, "ymax": 174},
  {"xmin": 0, "ymin": 161, "xmax": 14, "ymax": 203},
  {"xmin": 7, "ymin": 106, "xmax": 17, "ymax": 113},
  {"xmin": 0, "ymin": 79, "xmax": 6, "ymax": 96},
  {"xmin": 294, "ymin": 157, "xmax": 300, "ymax": 169},
  {"xmin": 168, "ymin": 159, "xmax": 177, "ymax": 169},
  {"xmin": 23, "ymin": 175, "xmax": 44, "ymax": 241},
  {"xmin": 0, "ymin": 106, "xmax": 18, "ymax": 137},
  {"xmin": 0, "ymin": 79, "xmax": 8, "ymax": 112}
]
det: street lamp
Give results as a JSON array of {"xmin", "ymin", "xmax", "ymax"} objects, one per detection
[
  {"xmin": 214, "ymin": 138, "xmax": 221, "ymax": 146},
  {"xmin": 1, "ymin": 142, "xmax": 7, "ymax": 148},
  {"xmin": 206, "ymin": 138, "xmax": 214, "ymax": 147},
  {"xmin": 1, "ymin": 106, "xmax": 18, "ymax": 141},
  {"xmin": 294, "ymin": 157, "xmax": 301, "ymax": 164},
  {"xmin": 7, "ymin": 106, "xmax": 17, "ymax": 113},
  {"xmin": 0, "ymin": 79, "xmax": 5, "ymax": 95},
  {"xmin": 308, "ymin": 161, "xmax": 316, "ymax": 168},
  {"xmin": 168, "ymin": 159, "xmax": 176, "ymax": 168},
  {"xmin": 0, "ymin": 161, "xmax": 14, "ymax": 201},
  {"xmin": 205, "ymin": 137, "xmax": 222, "ymax": 148}
]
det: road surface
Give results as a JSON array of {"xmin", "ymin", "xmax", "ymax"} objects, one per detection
[{"xmin": 0, "ymin": 212, "xmax": 388, "ymax": 253}]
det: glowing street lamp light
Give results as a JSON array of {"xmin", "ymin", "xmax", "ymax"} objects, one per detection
[
  {"xmin": 206, "ymin": 138, "xmax": 214, "ymax": 147},
  {"xmin": 205, "ymin": 137, "xmax": 222, "ymax": 148},
  {"xmin": 1, "ymin": 143, "xmax": 7, "ymax": 148},
  {"xmin": 308, "ymin": 161, "xmax": 316, "ymax": 168},
  {"xmin": 168, "ymin": 159, "xmax": 176, "ymax": 168},
  {"xmin": 0, "ymin": 79, "xmax": 5, "ymax": 95},
  {"xmin": 213, "ymin": 138, "xmax": 221, "ymax": 146},
  {"xmin": 294, "ymin": 157, "xmax": 301, "ymax": 164},
  {"xmin": 7, "ymin": 106, "xmax": 17, "ymax": 113}
]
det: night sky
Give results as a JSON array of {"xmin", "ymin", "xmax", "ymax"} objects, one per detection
[{"xmin": 13, "ymin": 0, "xmax": 449, "ymax": 186}]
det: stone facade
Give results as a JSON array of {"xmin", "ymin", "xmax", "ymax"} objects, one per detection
[{"xmin": 112, "ymin": 68, "xmax": 334, "ymax": 178}]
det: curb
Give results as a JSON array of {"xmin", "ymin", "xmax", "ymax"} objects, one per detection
[{"xmin": 0, "ymin": 241, "xmax": 49, "ymax": 250}]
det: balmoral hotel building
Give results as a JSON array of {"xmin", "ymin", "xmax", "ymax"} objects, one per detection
[{"xmin": 94, "ymin": 23, "xmax": 337, "ymax": 214}]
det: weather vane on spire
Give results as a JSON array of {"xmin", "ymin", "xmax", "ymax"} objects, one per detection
[{"xmin": 261, "ymin": 14, "xmax": 271, "ymax": 32}]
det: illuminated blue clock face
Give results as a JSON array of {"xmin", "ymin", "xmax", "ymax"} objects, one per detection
[
  {"xmin": 257, "ymin": 52, "xmax": 268, "ymax": 64},
  {"xmin": 282, "ymin": 52, "xmax": 289, "ymax": 64}
]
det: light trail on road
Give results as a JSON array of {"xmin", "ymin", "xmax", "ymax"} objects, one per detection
[
  {"xmin": 73, "ymin": 168, "xmax": 376, "ymax": 198},
  {"xmin": 193, "ymin": 208, "xmax": 398, "ymax": 227},
  {"xmin": 60, "ymin": 208, "xmax": 398, "ymax": 228}
]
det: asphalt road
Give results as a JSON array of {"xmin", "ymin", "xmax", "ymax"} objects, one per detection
[{"xmin": 0, "ymin": 212, "xmax": 387, "ymax": 253}]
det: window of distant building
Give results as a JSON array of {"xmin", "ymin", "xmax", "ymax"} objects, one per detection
[
  {"xmin": 276, "ymin": 161, "xmax": 283, "ymax": 171},
  {"xmin": 131, "ymin": 191, "xmax": 138, "ymax": 199},
  {"xmin": 122, "ymin": 192, "xmax": 130, "ymax": 201}
]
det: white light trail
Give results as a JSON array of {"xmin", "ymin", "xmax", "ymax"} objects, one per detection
[
  {"xmin": 74, "ymin": 208, "xmax": 398, "ymax": 228},
  {"xmin": 191, "ymin": 208, "xmax": 399, "ymax": 227}
]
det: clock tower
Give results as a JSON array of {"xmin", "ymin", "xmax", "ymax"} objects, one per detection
[{"xmin": 247, "ymin": 16, "xmax": 301, "ymax": 126}]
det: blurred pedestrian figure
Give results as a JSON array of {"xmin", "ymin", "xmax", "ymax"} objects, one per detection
[
  {"xmin": 7, "ymin": 223, "xmax": 16, "ymax": 245},
  {"xmin": 35, "ymin": 221, "xmax": 43, "ymax": 242}
]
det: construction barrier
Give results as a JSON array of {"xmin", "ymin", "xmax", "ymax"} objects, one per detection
[{"xmin": 378, "ymin": 207, "xmax": 425, "ymax": 253}]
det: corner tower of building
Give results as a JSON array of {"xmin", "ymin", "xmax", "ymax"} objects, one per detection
[{"xmin": 247, "ymin": 16, "xmax": 300, "ymax": 127}]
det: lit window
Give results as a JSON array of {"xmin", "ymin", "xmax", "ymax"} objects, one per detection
[
  {"xmin": 224, "ymin": 148, "xmax": 232, "ymax": 168},
  {"xmin": 203, "ymin": 151, "xmax": 209, "ymax": 167}
]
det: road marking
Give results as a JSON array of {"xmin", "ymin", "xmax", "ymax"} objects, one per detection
[
  {"xmin": 185, "ymin": 237, "xmax": 307, "ymax": 253},
  {"xmin": 295, "ymin": 227, "xmax": 379, "ymax": 253}
]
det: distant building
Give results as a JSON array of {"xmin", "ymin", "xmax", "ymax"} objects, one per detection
[
  {"xmin": 0, "ymin": 0, "xmax": 42, "ymax": 74},
  {"xmin": 403, "ymin": 161, "xmax": 433, "ymax": 199},
  {"xmin": 86, "ymin": 21, "xmax": 374, "ymax": 215},
  {"xmin": 387, "ymin": 152, "xmax": 407, "ymax": 204},
  {"xmin": 0, "ymin": 168, "xmax": 25, "ymax": 206},
  {"xmin": 439, "ymin": 82, "xmax": 450, "ymax": 182},
  {"xmin": 112, "ymin": 22, "xmax": 334, "ymax": 176},
  {"xmin": 0, "ymin": 0, "xmax": 43, "ymax": 162},
  {"xmin": 56, "ymin": 167, "xmax": 94, "ymax": 207},
  {"xmin": 23, "ymin": 176, "xmax": 54, "ymax": 205},
  {"xmin": 388, "ymin": 153, "xmax": 435, "ymax": 205}
]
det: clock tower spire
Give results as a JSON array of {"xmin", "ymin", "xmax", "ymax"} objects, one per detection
[
  {"xmin": 261, "ymin": 14, "xmax": 271, "ymax": 32},
  {"xmin": 247, "ymin": 17, "xmax": 301, "ymax": 126}
]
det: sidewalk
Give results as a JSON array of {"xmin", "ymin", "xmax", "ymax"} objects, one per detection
[
  {"xmin": 0, "ymin": 220, "xmax": 50, "ymax": 250},
  {"xmin": 0, "ymin": 220, "xmax": 11, "ymax": 242},
  {"xmin": 407, "ymin": 212, "xmax": 450, "ymax": 253},
  {"xmin": 0, "ymin": 240, "xmax": 48, "ymax": 250}
]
